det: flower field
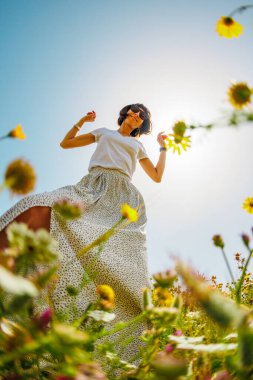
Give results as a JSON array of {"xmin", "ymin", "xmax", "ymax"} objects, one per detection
[{"xmin": 1, "ymin": 4, "xmax": 253, "ymax": 379}]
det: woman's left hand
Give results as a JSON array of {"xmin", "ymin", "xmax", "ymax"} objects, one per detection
[{"xmin": 157, "ymin": 131, "xmax": 167, "ymax": 148}]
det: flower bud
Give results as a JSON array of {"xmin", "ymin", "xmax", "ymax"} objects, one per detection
[
  {"xmin": 212, "ymin": 235, "xmax": 225, "ymax": 249},
  {"xmin": 165, "ymin": 344, "xmax": 174, "ymax": 353},
  {"xmin": 53, "ymin": 198, "xmax": 85, "ymax": 220},
  {"xmin": 33, "ymin": 308, "xmax": 52, "ymax": 332},
  {"xmin": 241, "ymin": 233, "xmax": 250, "ymax": 248},
  {"xmin": 212, "ymin": 370, "xmax": 233, "ymax": 380},
  {"xmin": 174, "ymin": 329, "xmax": 183, "ymax": 336},
  {"xmin": 153, "ymin": 269, "xmax": 177, "ymax": 288}
]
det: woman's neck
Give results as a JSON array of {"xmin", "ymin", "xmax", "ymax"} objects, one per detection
[{"xmin": 117, "ymin": 121, "xmax": 139, "ymax": 138}]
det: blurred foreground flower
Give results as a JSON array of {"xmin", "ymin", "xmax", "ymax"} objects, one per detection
[
  {"xmin": 87, "ymin": 310, "xmax": 116, "ymax": 322},
  {"xmin": 53, "ymin": 198, "xmax": 85, "ymax": 220},
  {"xmin": 152, "ymin": 287, "xmax": 174, "ymax": 307},
  {"xmin": 96, "ymin": 284, "xmax": 115, "ymax": 310},
  {"xmin": 228, "ymin": 82, "xmax": 252, "ymax": 109},
  {"xmin": 96, "ymin": 284, "xmax": 115, "ymax": 303},
  {"xmin": 176, "ymin": 261, "xmax": 246, "ymax": 328},
  {"xmin": 3, "ymin": 158, "xmax": 36, "ymax": 196},
  {"xmin": 164, "ymin": 121, "xmax": 191, "ymax": 155},
  {"xmin": 8, "ymin": 124, "xmax": 26, "ymax": 140},
  {"xmin": 216, "ymin": 17, "xmax": 243, "ymax": 38},
  {"xmin": 151, "ymin": 351, "xmax": 188, "ymax": 379},
  {"xmin": 56, "ymin": 362, "xmax": 107, "ymax": 380},
  {"xmin": 242, "ymin": 197, "xmax": 253, "ymax": 214},
  {"xmin": 153, "ymin": 269, "xmax": 177, "ymax": 288},
  {"xmin": 0, "ymin": 124, "xmax": 26, "ymax": 141},
  {"xmin": 6, "ymin": 221, "xmax": 59, "ymax": 262},
  {"xmin": 0, "ymin": 265, "xmax": 39, "ymax": 297},
  {"xmin": 120, "ymin": 203, "xmax": 138, "ymax": 222},
  {"xmin": 32, "ymin": 308, "xmax": 53, "ymax": 332},
  {"xmin": 74, "ymin": 362, "xmax": 107, "ymax": 380}
]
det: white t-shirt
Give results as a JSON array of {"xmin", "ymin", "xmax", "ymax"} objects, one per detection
[{"xmin": 88, "ymin": 128, "xmax": 148, "ymax": 179}]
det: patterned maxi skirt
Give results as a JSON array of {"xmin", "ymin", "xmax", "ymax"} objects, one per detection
[{"xmin": 0, "ymin": 167, "xmax": 153, "ymax": 367}]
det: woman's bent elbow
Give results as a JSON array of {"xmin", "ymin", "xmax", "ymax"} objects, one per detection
[{"xmin": 153, "ymin": 176, "xmax": 162, "ymax": 183}]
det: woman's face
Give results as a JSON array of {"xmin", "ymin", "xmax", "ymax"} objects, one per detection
[{"xmin": 126, "ymin": 108, "xmax": 144, "ymax": 128}]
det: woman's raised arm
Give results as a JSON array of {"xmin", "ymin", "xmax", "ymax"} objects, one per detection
[
  {"xmin": 139, "ymin": 131, "xmax": 167, "ymax": 182},
  {"xmin": 60, "ymin": 110, "xmax": 96, "ymax": 149}
]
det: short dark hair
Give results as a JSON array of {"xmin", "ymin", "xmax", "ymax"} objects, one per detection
[{"xmin": 117, "ymin": 103, "xmax": 152, "ymax": 137}]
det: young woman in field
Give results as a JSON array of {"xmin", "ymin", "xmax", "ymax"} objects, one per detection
[{"xmin": 0, "ymin": 103, "xmax": 167, "ymax": 363}]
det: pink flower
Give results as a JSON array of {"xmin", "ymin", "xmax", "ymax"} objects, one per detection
[
  {"xmin": 33, "ymin": 308, "xmax": 52, "ymax": 331},
  {"xmin": 174, "ymin": 329, "xmax": 183, "ymax": 336},
  {"xmin": 165, "ymin": 344, "xmax": 174, "ymax": 353}
]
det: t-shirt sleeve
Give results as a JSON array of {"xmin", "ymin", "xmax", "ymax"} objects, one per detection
[
  {"xmin": 137, "ymin": 142, "xmax": 149, "ymax": 160},
  {"xmin": 90, "ymin": 128, "xmax": 106, "ymax": 142}
]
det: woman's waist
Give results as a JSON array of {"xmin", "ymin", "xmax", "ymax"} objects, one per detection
[{"xmin": 88, "ymin": 165, "xmax": 131, "ymax": 181}]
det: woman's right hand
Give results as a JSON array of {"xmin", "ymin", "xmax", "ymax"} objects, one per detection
[{"xmin": 82, "ymin": 110, "xmax": 96, "ymax": 123}]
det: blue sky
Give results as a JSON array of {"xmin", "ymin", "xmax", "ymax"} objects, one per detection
[{"xmin": 1, "ymin": 0, "xmax": 253, "ymax": 282}]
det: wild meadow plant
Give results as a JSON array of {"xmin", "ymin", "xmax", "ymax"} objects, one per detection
[
  {"xmin": 0, "ymin": 154, "xmax": 253, "ymax": 380},
  {"xmin": 1, "ymin": 5, "xmax": 253, "ymax": 378}
]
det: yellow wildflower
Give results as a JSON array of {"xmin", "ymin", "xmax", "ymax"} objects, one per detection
[
  {"xmin": 96, "ymin": 284, "xmax": 115, "ymax": 311},
  {"xmin": 216, "ymin": 16, "xmax": 243, "ymax": 38},
  {"xmin": 152, "ymin": 287, "xmax": 174, "ymax": 307},
  {"xmin": 8, "ymin": 124, "xmax": 26, "ymax": 140},
  {"xmin": 165, "ymin": 135, "xmax": 191, "ymax": 155},
  {"xmin": 120, "ymin": 203, "xmax": 138, "ymax": 222},
  {"xmin": 164, "ymin": 121, "xmax": 191, "ymax": 155},
  {"xmin": 4, "ymin": 158, "xmax": 36, "ymax": 195},
  {"xmin": 242, "ymin": 197, "xmax": 253, "ymax": 214},
  {"xmin": 96, "ymin": 284, "xmax": 115, "ymax": 303},
  {"xmin": 228, "ymin": 82, "xmax": 252, "ymax": 109}
]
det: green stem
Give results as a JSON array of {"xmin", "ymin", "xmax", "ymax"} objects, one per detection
[
  {"xmin": 221, "ymin": 248, "xmax": 235, "ymax": 284},
  {"xmin": 0, "ymin": 135, "xmax": 8, "ymax": 141},
  {"xmin": 77, "ymin": 218, "xmax": 125, "ymax": 258},
  {"xmin": 96, "ymin": 311, "xmax": 147, "ymax": 340},
  {"xmin": 229, "ymin": 5, "xmax": 253, "ymax": 18},
  {"xmin": 235, "ymin": 247, "xmax": 253, "ymax": 303}
]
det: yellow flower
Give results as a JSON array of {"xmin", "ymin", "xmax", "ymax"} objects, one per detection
[
  {"xmin": 164, "ymin": 121, "xmax": 191, "ymax": 155},
  {"xmin": 216, "ymin": 16, "xmax": 243, "ymax": 38},
  {"xmin": 96, "ymin": 284, "xmax": 115, "ymax": 303},
  {"xmin": 172, "ymin": 121, "xmax": 187, "ymax": 138},
  {"xmin": 120, "ymin": 203, "xmax": 139, "ymax": 222},
  {"xmin": 242, "ymin": 197, "xmax": 253, "ymax": 214},
  {"xmin": 96, "ymin": 284, "xmax": 115, "ymax": 311},
  {"xmin": 8, "ymin": 124, "xmax": 26, "ymax": 140},
  {"xmin": 152, "ymin": 287, "xmax": 174, "ymax": 307},
  {"xmin": 228, "ymin": 82, "xmax": 252, "ymax": 109},
  {"xmin": 4, "ymin": 158, "xmax": 36, "ymax": 195},
  {"xmin": 165, "ymin": 134, "xmax": 191, "ymax": 155}
]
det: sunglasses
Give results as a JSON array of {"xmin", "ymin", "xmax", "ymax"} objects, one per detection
[{"xmin": 129, "ymin": 105, "xmax": 148, "ymax": 121}]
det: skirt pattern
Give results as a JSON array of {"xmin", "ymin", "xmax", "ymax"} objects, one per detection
[{"xmin": 0, "ymin": 167, "xmax": 153, "ymax": 365}]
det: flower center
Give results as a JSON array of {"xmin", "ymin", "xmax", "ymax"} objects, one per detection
[{"xmin": 224, "ymin": 17, "xmax": 234, "ymax": 26}]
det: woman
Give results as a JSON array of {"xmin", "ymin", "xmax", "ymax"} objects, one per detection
[{"xmin": 0, "ymin": 103, "xmax": 167, "ymax": 364}]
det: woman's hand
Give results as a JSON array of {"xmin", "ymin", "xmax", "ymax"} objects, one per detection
[
  {"xmin": 82, "ymin": 110, "xmax": 96, "ymax": 123},
  {"xmin": 157, "ymin": 131, "xmax": 168, "ymax": 148}
]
